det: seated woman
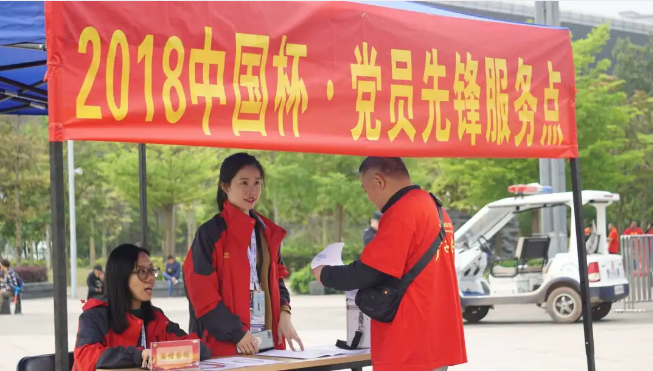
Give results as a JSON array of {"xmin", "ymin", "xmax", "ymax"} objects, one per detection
[{"xmin": 73, "ymin": 244, "xmax": 211, "ymax": 371}]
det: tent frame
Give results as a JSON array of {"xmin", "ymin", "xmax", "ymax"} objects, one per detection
[
  {"xmin": 47, "ymin": 144, "xmax": 149, "ymax": 371},
  {"xmin": 46, "ymin": 143, "xmax": 596, "ymax": 371},
  {"xmin": 0, "ymin": 44, "xmax": 48, "ymax": 113},
  {"xmin": 0, "ymin": 5, "xmax": 595, "ymax": 371}
]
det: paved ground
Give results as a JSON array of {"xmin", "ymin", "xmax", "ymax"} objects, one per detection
[{"xmin": 1, "ymin": 293, "xmax": 652, "ymax": 371}]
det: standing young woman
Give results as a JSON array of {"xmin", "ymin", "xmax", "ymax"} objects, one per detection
[
  {"xmin": 184, "ymin": 152, "xmax": 303, "ymax": 356},
  {"xmin": 73, "ymin": 244, "xmax": 211, "ymax": 371}
]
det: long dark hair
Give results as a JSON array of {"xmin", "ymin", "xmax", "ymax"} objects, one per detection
[
  {"xmin": 216, "ymin": 152, "xmax": 266, "ymax": 212},
  {"xmin": 105, "ymin": 244, "xmax": 155, "ymax": 334}
]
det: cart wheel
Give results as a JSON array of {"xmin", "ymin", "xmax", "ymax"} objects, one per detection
[
  {"xmin": 591, "ymin": 302, "xmax": 612, "ymax": 321},
  {"xmin": 546, "ymin": 286, "xmax": 582, "ymax": 323},
  {"xmin": 462, "ymin": 306, "xmax": 490, "ymax": 323}
]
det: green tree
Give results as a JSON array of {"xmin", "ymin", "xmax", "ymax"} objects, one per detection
[
  {"xmin": 100, "ymin": 144, "xmax": 219, "ymax": 257},
  {"xmin": 611, "ymin": 35, "xmax": 653, "ymax": 227},
  {"xmin": 432, "ymin": 25, "xmax": 635, "ymax": 214},
  {"xmin": 612, "ymin": 36, "xmax": 653, "ymax": 96},
  {"xmin": 0, "ymin": 116, "xmax": 50, "ymax": 263}
]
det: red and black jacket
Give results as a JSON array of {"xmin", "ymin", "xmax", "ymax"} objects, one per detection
[
  {"xmin": 183, "ymin": 200, "xmax": 291, "ymax": 356},
  {"xmin": 73, "ymin": 298, "xmax": 210, "ymax": 371}
]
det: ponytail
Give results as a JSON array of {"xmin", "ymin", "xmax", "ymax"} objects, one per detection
[{"xmin": 217, "ymin": 185, "xmax": 228, "ymax": 212}]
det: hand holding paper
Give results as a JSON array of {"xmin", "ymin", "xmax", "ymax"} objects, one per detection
[
  {"xmin": 311, "ymin": 242, "xmax": 345, "ymax": 269},
  {"xmin": 311, "ymin": 242, "xmax": 345, "ymax": 285}
]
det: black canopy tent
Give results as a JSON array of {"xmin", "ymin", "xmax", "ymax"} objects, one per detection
[{"xmin": 1, "ymin": 2, "xmax": 595, "ymax": 371}]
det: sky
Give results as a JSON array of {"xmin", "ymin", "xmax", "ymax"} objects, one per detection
[{"xmin": 503, "ymin": 1, "xmax": 653, "ymax": 19}]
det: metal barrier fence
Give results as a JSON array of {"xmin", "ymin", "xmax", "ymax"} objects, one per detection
[{"xmin": 620, "ymin": 235, "xmax": 653, "ymax": 311}]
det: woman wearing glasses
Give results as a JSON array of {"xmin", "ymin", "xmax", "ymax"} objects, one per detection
[{"xmin": 72, "ymin": 244, "xmax": 211, "ymax": 371}]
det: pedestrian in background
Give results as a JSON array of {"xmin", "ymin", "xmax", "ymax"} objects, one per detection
[
  {"xmin": 607, "ymin": 223, "xmax": 619, "ymax": 254},
  {"xmin": 624, "ymin": 220, "xmax": 643, "ymax": 235},
  {"xmin": 86, "ymin": 264, "xmax": 104, "ymax": 300},
  {"xmin": 363, "ymin": 211, "xmax": 382, "ymax": 246},
  {"xmin": 162, "ymin": 255, "xmax": 181, "ymax": 297},
  {"xmin": 0, "ymin": 259, "xmax": 19, "ymax": 309}
]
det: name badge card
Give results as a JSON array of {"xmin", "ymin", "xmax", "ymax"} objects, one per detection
[{"xmin": 150, "ymin": 340, "xmax": 200, "ymax": 371}]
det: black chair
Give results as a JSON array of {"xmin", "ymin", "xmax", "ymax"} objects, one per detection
[
  {"xmin": 490, "ymin": 235, "xmax": 551, "ymax": 277},
  {"xmin": 16, "ymin": 352, "xmax": 74, "ymax": 371}
]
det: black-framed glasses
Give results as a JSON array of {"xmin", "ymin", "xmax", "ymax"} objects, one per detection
[{"xmin": 133, "ymin": 266, "xmax": 160, "ymax": 282}]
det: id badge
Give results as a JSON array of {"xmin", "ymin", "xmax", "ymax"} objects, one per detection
[
  {"xmin": 250, "ymin": 290, "xmax": 266, "ymax": 332},
  {"xmin": 252, "ymin": 290, "xmax": 265, "ymax": 317}
]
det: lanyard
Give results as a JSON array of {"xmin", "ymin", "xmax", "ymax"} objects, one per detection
[
  {"xmin": 140, "ymin": 323, "xmax": 147, "ymax": 349},
  {"xmin": 247, "ymin": 229, "xmax": 260, "ymax": 291}
]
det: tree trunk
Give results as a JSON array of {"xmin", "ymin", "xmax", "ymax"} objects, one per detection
[
  {"xmin": 334, "ymin": 204, "xmax": 344, "ymax": 242},
  {"xmin": 186, "ymin": 201, "xmax": 197, "ymax": 250},
  {"xmin": 269, "ymin": 152, "xmax": 280, "ymax": 224},
  {"xmin": 273, "ymin": 200, "xmax": 280, "ymax": 225},
  {"xmin": 186, "ymin": 207, "xmax": 193, "ymax": 250},
  {"xmin": 617, "ymin": 196, "xmax": 625, "ymax": 232},
  {"xmin": 192, "ymin": 201, "xmax": 198, "ymax": 234},
  {"xmin": 101, "ymin": 225, "xmax": 108, "ymax": 262},
  {"xmin": 171, "ymin": 204, "xmax": 177, "ymax": 257},
  {"xmin": 46, "ymin": 223, "xmax": 52, "ymax": 270},
  {"xmin": 89, "ymin": 218, "xmax": 96, "ymax": 266},
  {"xmin": 321, "ymin": 215, "xmax": 328, "ymax": 246},
  {"xmin": 532, "ymin": 209, "xmax": 541, "ymax": 234},
  {"xmin": 14, "ymin": 151, "xmax": 22, "ymax": 263},
  {"xmin": 163, "ymin": 204, "xmax": 174, "ymax": 258}
]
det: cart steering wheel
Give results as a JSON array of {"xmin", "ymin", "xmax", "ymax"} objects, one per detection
[{"xmin": 477, "ymin": 236, "xmax": 493, "ymax": 255}]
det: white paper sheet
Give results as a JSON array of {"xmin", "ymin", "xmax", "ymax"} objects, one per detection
[
  {"xmin": 311, "ymin": 242, "xmax": 345, "ymax": 269},
  {"xmin": 310, "ymin": 345, "xmax": 371, "ymax": 355},
  {"xmin": 260, "ymin": 345, "xmax": 370, "ymax": 359},
  {"xmin": 200, "ymin": 356, "xmax": 284, "ymax": 370},
  {"xmin": 345, "ymin": 289, "xmax": 358, "ymax": 300}
]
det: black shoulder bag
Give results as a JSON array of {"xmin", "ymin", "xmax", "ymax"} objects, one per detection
[{"xmin": 354, "ymin": 193, "xmax": 447, "ymax": 323}]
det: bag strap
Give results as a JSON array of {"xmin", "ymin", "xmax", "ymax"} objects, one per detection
[
  {"xmin": 335, "ymin": 330, "xmax": 362, "ymax": 350},
  {"xmin": 400, "ymin": 193, "xmax": 447, "ymax": 286}
]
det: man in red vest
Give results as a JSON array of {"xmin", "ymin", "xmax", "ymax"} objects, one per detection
[
  {"xmin": 624, "ymin": 221, "xmax": 643, "ymax": 235},
  {"xmin": 312, "ymin": 157, "xmax": 467, "ymax": 371},
  {"xmin": 607, "ymin": 223, "xmax": 619, "ymax": 254}
]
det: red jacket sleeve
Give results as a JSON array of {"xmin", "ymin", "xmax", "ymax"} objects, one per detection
[
  {"xmin": 184, "ymin": 219, "xmax": 247, "ymax": 344},
  {"xmin": 73, "ymin": 309, "xmax": 142, "ymax": 371}
]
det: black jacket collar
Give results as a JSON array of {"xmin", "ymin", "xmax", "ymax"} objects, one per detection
[{"xmin": 381, "ymin": 185, "xmax": 421, "ymax": 213}]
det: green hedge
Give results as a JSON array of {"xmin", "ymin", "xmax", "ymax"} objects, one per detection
[
  {"xmin": 8, "ymin": 259, "xmax": 47, "ymax": 268},
  {"xmin": 495, "ymin": 258, "xmax": 545, "ymax": 268},
  {"xmin": 13, "ymin": 266, "xmax": 48, "ymax": 283},
  {"xmin": 289, "ymin": 263, "xmax": 342, "ymax": 295}
]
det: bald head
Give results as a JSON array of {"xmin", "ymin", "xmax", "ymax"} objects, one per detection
[
  {"xmin": 358, "ymin": 157, "xmax": 410, "ymax": 179},
  {"xmin": 359, "ymin": 157, "xmax": 413, "ymax": 210}
]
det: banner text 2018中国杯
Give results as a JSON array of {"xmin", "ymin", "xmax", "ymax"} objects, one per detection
[{"xmin": 46, "ymin": 2, "xmax": 577, "ymax": 158}]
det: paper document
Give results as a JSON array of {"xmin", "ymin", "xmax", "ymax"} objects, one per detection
[
  {"xmin": 346, "ymin": 289, "xmax": 358, "ymax": 300},
  {"xmin": 310, "ymin": 345, "xmax": 370, "ymax": 355},
  {"xmin": 261, "ymin": 345, "xmax": 370, "ymax": 359},
  {"xmin": 200, "ymin": 356, "xmax": 283, "ymax": 370},
  {"xmin": 311, "ymin": 242, "xmax": 345, "ymax": 269}
]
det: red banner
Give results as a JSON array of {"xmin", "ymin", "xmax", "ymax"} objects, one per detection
[{"xmin": 45, "ymin": 1, "xmax": 577, "ymax": 158}]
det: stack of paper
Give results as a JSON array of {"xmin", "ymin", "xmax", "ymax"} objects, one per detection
[
  {"xmin": 260, "ymin": 345, "xmax": 370, "ymax": 360},
  {"xmin": 200, "ymin": 356, "xmax": 283, "ymax": 370}
]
